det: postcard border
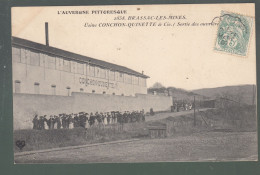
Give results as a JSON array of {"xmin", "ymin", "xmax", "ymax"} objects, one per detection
[{"xmin": 0, "ymin": 0, "xmax": 259, "ymax": 175}]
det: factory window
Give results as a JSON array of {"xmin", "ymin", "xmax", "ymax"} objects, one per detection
[
  {"xmin": 138, "ymin": 77, "xmax": 142, "ymax": 86},
  {"xmin": 115, "ymin": 72, "xmax": 118, "ymax": 81},
  {"xmin": 133, "ymin": 76, "xmax": 139, "ymax": 85},
  {"xmin": 121, "ymin": 94, "xmax": 124, "ymax": 96},
  {"xmin": 39, "ymin": 53, "xmax": 45, "ymax": 67},
  {"xmin": 66, "ymin": 87, "xmax": 71, "ymax": 96},
  {"xmin": 51, "ymin": 85, "xmax": 56, "ymax": 95},
  {"xmin": 80, "ymin": 88, "xmax": 84, "ymax": 92},
  {"xmin": 30, "ymin": 51, "xmax": 40, "ymax": 66},
  {"xmin": 89, "ymin": 65, "xmax": 95, "ymax": 77},
  {"xmin": 58, "ymin": 57, "xmax": 64, "ymax": 70},
  {"xmin": 45, "ymin": 55, "xmax": 56, "ymax": 69},
  {"xmin": 92, "ymin": 90, "xmax": 95, "ymax": 93},
  {"xmin": 14, "ymin": 80, "xmax": 21, "ymax": 93},
  {"xmin": 105, "ymin": 69, "xmax": 109, "ymax": 79},
  {"xmin": 12, "ymin": 47, "xmax": 21, "ymax": 63},
  {"xmin": 139, "ymin": 77, "xmax": 143, "ymax": 86},
  {"xmin": 109, "ymin": 71, "xmax": 115, "ymax": 80},
  {"xmin": 95, "ymin": 67, "xmax": 100, "ymax": 77},
  {"xmin": 34, "ymin": 82, "xmax": 40, "ymax": 94},
  {"xmin": 71, "ymin": 61, "xmax": 77, "ymax": 73},
  {"xmin": 63, "ymin": 60, "xmax": 71, "ymax": 72},
  {"xmin": 20, "ymin": 49, "xmax": 27, "ymax": 64},
  {"xmin": 77, "ymin": 63, "xmax": 84, "ymax": 74},
  {"xmin": 125, "ymin": 74, "xmax": 132, "ymax": 84},
  {"xmin": 103, "ymin": 91, "xmax": 106, "ymax": 94},
  {"xmin": 119, "ymin": 73, "xmax": 124, "ymax": 82},
  {"xmin": 112, "ymin": 92, "xmax": 115, "ymax": 95},
  {"xmin": 143, "ymin": 78, "xmax": 147, "ymax": 87},
  {"xmin": 55, "ymin": 57, "xmax": 62, "ymax": 70},
  {"xmin": 100, "ymin": 68, "xmax": 106, "ymax": 79},
  {"xmin": 116, "ymin": 72, "xmax": 124, "ymax": 82}
]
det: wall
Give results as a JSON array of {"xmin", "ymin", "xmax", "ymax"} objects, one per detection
[{"xmin": 13, "ymin": 92, "xmax": 172, "ymax": 130}]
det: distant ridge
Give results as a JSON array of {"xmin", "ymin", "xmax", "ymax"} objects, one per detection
[
  {"xmin": 148, "ymin": 84, "xmax": 256, "ymax": 104},
  {"xmin": 192, "ymin": 84, "xmax": 256, "ymax": 105}
]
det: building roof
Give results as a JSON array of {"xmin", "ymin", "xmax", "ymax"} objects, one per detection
[{"xmin": 12, "ymin": 37, "xmax": 149, "ymax": 78}]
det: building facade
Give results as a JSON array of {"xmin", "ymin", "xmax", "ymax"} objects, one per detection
[{"xmin": 12, "ymin": 37, "xmax": 149, "ymax": 96}]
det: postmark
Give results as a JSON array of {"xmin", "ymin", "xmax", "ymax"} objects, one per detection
[{"xmin": 214, "ymin": 11, "xmax": 254, "ymax": 56}]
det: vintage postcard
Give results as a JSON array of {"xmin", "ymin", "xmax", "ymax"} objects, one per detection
[{"xmin": 12, "ymin": 3, "xmax": 257, "ymax": 163}]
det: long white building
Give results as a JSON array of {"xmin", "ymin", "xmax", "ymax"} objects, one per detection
[{"xmin": 12, "ymin": 36, "xmax": 149, "ymax": 96}]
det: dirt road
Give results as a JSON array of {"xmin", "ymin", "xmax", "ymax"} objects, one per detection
[{"xmin": 15, "ymin": 131, "xmax": 257, "ymax": 163}]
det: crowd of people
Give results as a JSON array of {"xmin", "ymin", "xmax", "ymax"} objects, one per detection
[{"xmin": 32, "ymin": 111, "xmax": 146, "ymax": 130}]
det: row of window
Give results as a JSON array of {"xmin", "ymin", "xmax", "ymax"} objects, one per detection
[
  {"xmin": 12, "ymin": 47, "xmax": 147, "ymax": 87},
  {"xmin": 14, "ymin": 80, "xmax": 57, "ymax": 95},
  {"xmin": 14, "ymin": 80, "xmax": 125, "ymax": 96}
]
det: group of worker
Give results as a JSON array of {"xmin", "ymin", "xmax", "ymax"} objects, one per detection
[{"xmin": 32, "ymin": 110, "xmax": 146, "ymax": 130}]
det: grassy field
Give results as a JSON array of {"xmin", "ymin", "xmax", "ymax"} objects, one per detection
[
  {"xmin": 14, "ymin": 105, "xmax": 257, "ymax": 153},
  {"xmin": 14, "ymin": 123, "xmax": 148, "ymax": 153},
  {"xmin": 15, "ymin": 131, "xmax": 257, "ymax": 163}
]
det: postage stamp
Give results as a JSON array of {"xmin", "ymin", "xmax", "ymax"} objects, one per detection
[{"xmin": 214, "ymin": 11, "xmax": 254, "ymax": 56}]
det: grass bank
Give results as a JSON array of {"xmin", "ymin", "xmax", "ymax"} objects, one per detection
[
  {"xmin": 14, "ymin": 105, "xmax": 256, "ymax": 152},
  {"xmin": 162, "ymin": 105, "xmax": 257, "ymax": 136},
  {"xmin": 14, "ymin": 123, "xmax": 149, "ymax": 153}
]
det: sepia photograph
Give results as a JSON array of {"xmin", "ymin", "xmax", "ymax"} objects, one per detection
[{"xmin": 12, "ymin": 4, "xmax": 257, "ymax": 163}]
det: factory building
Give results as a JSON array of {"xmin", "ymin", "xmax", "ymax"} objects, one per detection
[{"xmin": 12, "ymin": 36, "xmax": 149, "ymax": 97}]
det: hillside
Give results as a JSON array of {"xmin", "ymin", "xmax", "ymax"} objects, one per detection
[
  {"xmin": 192, "ymin": 84, "xmax": 256, "ymax": 105},
  {"xmin": 148, "ymin": 84, "xmax": 256, "ymax": 105},
  {"xmin": 148, "ymin": 86, "xmax": 207, "ymax": 102}
]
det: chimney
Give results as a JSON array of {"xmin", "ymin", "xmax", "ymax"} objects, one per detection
[
  {"xmin": 142, "ymin": 70, "xmax": 144, "ymax": 74},
  {"xmin": 45, "ymin": 22, "xmax": 49, "ymax": 46}
]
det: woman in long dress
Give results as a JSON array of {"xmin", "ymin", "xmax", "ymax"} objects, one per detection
[
  {"xmin": 53, "ymin": 116, "xmax": 58, "ymax": 129},
  {"xmin": 107, "ymin": 113, "xmax": 111, "ymax": 125},
  {"xmin": 85, "ymin": 114, "xmax": 89, "ymax": 129},
  {"xmin": 104, "ymin": 113, "xmax": 108, "ymax": 125},
  {"xmin": 115, "ymin": 113, "xmax": 118, "ymax": 124},
  {"xmin": 94, "ymin": 117, "xmax": 98, "ymax": 127},
  {"xmin": 49, "ymin": 115, "xmax": 54, "ymax": 129},
  {"xmin": 44, "ymin": 115, "xmax": 48, "ymax": 130},
  {"xmin": 69, "ymin": 116, "xmax": 74, "ymax": 129}
]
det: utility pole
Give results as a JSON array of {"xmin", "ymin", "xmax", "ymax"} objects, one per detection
[
  {"xmin": 194, "ymin": 96, "xmax": 196, "ymax": 126},
  {"xmin": 45, "ymin": 22, "xmax": 49, "ymax": 46}
]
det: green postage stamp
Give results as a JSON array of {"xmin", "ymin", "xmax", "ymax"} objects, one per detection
[{"xmin": 214, "ymin": 11, "xmax": 254, "ymax": 56}]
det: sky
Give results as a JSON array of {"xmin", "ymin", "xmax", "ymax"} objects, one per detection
[{"xmin": 11, "ymin": 4, "xmax": 256, "ymax": 90}]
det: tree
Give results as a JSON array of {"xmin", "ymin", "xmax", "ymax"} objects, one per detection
[{"xmin": 151, "ymin": 82, "xmax": 165, "ymax": 89}]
